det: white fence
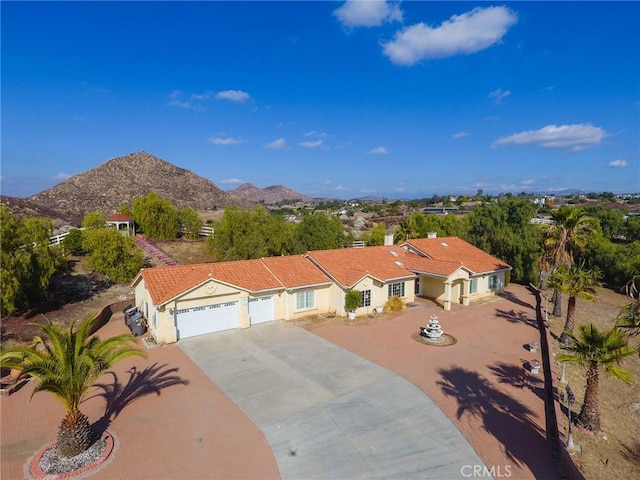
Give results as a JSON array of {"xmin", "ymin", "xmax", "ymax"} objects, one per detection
[{"xmin": 48, "ymin": 225, "xmax": 214, "ymax": 246}]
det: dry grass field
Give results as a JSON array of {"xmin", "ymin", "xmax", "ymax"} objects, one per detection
[{"xmin": 546, "ymin": 288, "xmax": 640, "ymax": 480}]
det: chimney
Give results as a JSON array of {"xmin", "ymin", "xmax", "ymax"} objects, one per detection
[
  {"xmin": 384, "ymin": 232, "xmax": 394, "ymax": 246},
  {"xmin": 427, "ymin": 231, "xmax": 437, "ymax": 239}
]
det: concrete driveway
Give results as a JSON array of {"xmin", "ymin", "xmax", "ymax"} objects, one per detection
[{"xmin": 179, "ymin": 322, "xmax": 484, "ymax": 479}]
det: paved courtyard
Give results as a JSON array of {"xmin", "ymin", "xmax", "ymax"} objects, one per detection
[{"xmin": 1, "ymin": 284, "xmax": 560, "ymax": 479}]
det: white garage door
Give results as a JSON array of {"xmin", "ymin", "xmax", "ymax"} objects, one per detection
[
  {"xmin": 176, "ymin": 301, "xmax": 239, "ymax": 339},
  {"xmin": 249, "ymin": 296, "xmax": 274, "ymax": 325}
]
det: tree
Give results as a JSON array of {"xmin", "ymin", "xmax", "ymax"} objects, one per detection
[
  {"xmin": 61, "ymin": 228, "xmax": 84, "ymax": 255},
  {"xmin": 0, "ymin": 316, "xmax": 147, "ymax": 457},
  {"xmin": 616, "ymin": 276, "xmax": 640, "ymax": 354},
  {"xmin": 179, "ymin": 207, "xmax": 203, "ymax": 240},
  {"xmin": 548, "ymin": 263, "xmax": 602, "ymax": 345},
  {"xmin": 81, "ymin": 211, "xmax": 106, "ymax": 229},
  {"xmin": 0, "ymin": 207, "xmax": 62, "ymax": 316},
  {"xmin": 541, "ymin": 206, "xmax": 595, "ymax": 317},
  {"xmin": 370, "ymin": 222, "xmax": 387, "ymax": 246},
  {"xmin": 557, "ymin": 324, "xmax": 635, "ymax": 433},
  {"xmin": 394, "ymin": 216, "xmax": 419, "ymax": 243},
  {"xmin": 132, "ymin": 192, "xmax": 179, "ymax": 239},
  {"xmin": 206, "ymin": 206, "xmax": 295, "ymax": 260},
  {"xmin": 82, "ymin": 228, "xmax": 143, "ymax": 282},
  {"xmin": 464, "ymin": 198, "xmax": 542, "ymax": 284},
  {"xmin": 294, "ymin": 213, "xmax": 344, "ymax": 252}
]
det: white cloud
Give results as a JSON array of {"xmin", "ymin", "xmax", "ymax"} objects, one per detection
[
  {"xmin": 324, "ymin": 180, "xmax": 333, "ymax": 185},
  {"xmin": 368, "ymin": 146, "xmax": 389, "ymax": 154},
  {"xmin": 493, "ymin": 123, "xmax": 607, "ymax": 152},
  {"xmin": 394, "ymin": 184, "xmax": 405, "ymax": 192},
  {"xmin": 168, "ymin": 90, "xmax": 197, "ymax": 109},
  {"xmin": 299, "ymin": 140, "xmax": 323, "ymax": 149},
  {"xmin": 191, "ymin": 91, "xmax": 214, "ymax": 100},
  {"xmin": 382, "ymin": 6, "xmax": 517, "ymax": 66},
  {"xmin": 54, "ymin": 172, "xmax": 72, "ymax": 180},
  {"xmin": 334, "ymin": 0, "xmax": 402, "ymax": 28},
  {"xmin": 304, "ymin": 131, "xmax": 329, "ymax": 138},
  {"xmin": 215, "ymin": 90, "xmax": 251, "ymax": 102},
  {"xmin": 452, "ymin": 131, "xmax": 470, "ymax": 140},
  {"xmin": 207, "ymin": 136, "xmax": 244, "ymax": 146},
  {"xmin": 266, "ymin": 138, "xmax": 287, "ymax": 150},
  {"xmin": 521, "ymin": 179, "xmax": 536, "ymax": 186},
  {"xmin": 334, "ymin": 185, "xmax": 347, "ymax": 191},
  {"xmin": 488, "ymin": 88, "xmax": 511, "ymax": 104},
  {"xmin": 608, "ymin": 159, "xmax": 628, "ymax": 168},
  {"xmin": 220, "ymin": 178, "xmax": 244, "ymax": 185}
]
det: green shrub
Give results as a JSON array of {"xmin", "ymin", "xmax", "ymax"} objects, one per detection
[{"xmin": 344, "ymin": 289, "xmax": 362, "ymax": 313}]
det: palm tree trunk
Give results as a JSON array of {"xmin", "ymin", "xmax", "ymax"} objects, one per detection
[
  {"xmin": 552, "ymin": 289, "xmax": 563, "ymax": 317},
  {"xmin": 560, "ymin": 295, "xmax": 577, "ymax": 346},
  {"xmin": 577, "ymin": 364, "xmax": 601, "ymax": 433},
  {"xmin": 57, "ymin": 409, "xmax": 95, "ymax": 457}
]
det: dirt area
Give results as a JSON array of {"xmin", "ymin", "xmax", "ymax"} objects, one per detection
[
  {"xmin": 152, "ymin": 238, "xmax": 216, "ymax": 264},
  {"xmin": 546, "ymin": 287, "xmax": 640, "ymax": 480}
]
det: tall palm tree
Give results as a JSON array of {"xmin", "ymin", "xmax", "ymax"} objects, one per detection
[
  {"xmin": 0, "ymin": 316, "xmax": 147, "ymax": 457},
  {"xmin": 558, "ymin": 324, "xmax": 635, "ymax": 433},
  {"xmin": 540, "ymin": 206, "xmax": 595, "ymax": 317},
  {"xmin": 548, "ymin": 263, "xmax": 602, "ymax": 345},
  {"xmin": 617, "ymin": 275, "xmax": 640, "ymax": 355}
]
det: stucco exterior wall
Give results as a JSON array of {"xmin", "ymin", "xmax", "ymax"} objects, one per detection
[{"xmin": 280, "ymin": 284, "xmax": 335, "ymax": 320}]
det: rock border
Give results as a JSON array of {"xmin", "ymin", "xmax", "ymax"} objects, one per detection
[{"xmin": 27, "ymin": 431, "xmax": 116, "ymax": 480}]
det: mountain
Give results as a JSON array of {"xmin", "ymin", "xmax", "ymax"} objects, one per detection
[
  {"xmin": 1, "ymin": 195, "xmax": 77, "ymax": 226},
  {"xmin": 25, "ymin": 152, "xmax": 250, "ymax": 225},
  {"xmin": 229, "ymin": 183, "xmax": 314, "ymax": 205}
]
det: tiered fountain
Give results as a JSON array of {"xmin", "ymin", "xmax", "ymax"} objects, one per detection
[
  {"xmin": 420, "ymin": 314, "xmax": 445, "ymax": 344},
  {"xmin": 415, "ymin": 313, "xmax": 457, "ymax": 346}
]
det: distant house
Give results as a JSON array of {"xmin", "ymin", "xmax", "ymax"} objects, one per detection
[{"xmin": 132, "ymin": 234, "xmax": 511, "ymax": 343}]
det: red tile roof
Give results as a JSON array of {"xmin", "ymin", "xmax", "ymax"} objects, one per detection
[
  {"xmin": 136, "ymin": 237, "xmax": 510, "ymax": 305},
  {"xmin": 403, "ymin": 237, "xmax": 511, "ymax": 274},
  {"xmin": 139, "ymin": 260, "xmax": 283, "ymax": 305},
  {"xmin": 261, "ymin": 255, "xmax": 333, "ymax": 289},
  {"xmin": 403, "ymin": 252, "xmax": 464, "ymax": 277},
  {"xmin": 106, "ymin": 213, "xmax": 134, "ymax": 222},
  {"xmin": 306, "ymin": 246, "xmax": 416, "ymax": 288}
]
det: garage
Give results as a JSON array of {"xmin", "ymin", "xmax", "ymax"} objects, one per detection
[
  {"xmin": 176, "ymin": 301, "xmax": 239, "ymax": 339},
  {"xmin": 249, "ymin": 296, "xmax": 274, "ymax": 325}
]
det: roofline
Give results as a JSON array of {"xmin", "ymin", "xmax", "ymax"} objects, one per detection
[
  {"xmin": 286, "ymin": 281, "xmax": 334, "ymax": 292},
  {"xmin": 471, "ymin": 267, "xmax": 513, "ymax": 276},
  {"xmin": 156, "ymin": 277, "xmax": 282, "ymax": 307}
]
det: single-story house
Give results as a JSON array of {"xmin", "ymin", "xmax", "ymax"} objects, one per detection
[{"xmin": 132, "ymin": 235, "xmax": 511, "ymax": 343}]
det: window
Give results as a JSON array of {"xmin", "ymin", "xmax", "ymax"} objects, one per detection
[
  {"xmin": 360, "ymin": 290, "xmax": 371, "ymax": 307},
  {"xmin": 488, "ymin": 275, "xmax": 498, "ymax": 290},
  {"xmin": 470, "ymin": 278, "xmax": 477, "ymax": 294},
  {"xmin": 296, "ymin": 290, "xmax": 315, "ymax": 310},
  {"xmin": 388, "ymin": 282, "xmax": 405, "ymax": 298}
]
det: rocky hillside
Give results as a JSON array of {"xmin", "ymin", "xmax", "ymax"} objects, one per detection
[
  {"xmin": 1, "ymin": 195, "xmax": 76, "ymax": 226},
  {"xmin": 26, "ymin": 152, "xmax": 251, "ymax": 225},
  {"xmin": 230, "ymin": 183, "xmax": 314, "ymax": 205}
]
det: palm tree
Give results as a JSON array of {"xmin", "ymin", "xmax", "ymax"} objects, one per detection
[
  {"xmin": 540, "ymin": 206, "xmax": 595, "ymax": 317},
  {"xmin": 0, "ymin": 316, "xmax": 147, "ymax": 457},
  {"xmin": 394, "ymin": 217, "xmax": 418, "ymax": 243},
  {"xmin": 548, "ymin": 263, "xmax": 602, "ymax": 345},
  {"xmin": 557, "ymin": 324, "xmax": 635, "ymax": 433},
  {"xmin": 617, "ymin": 275, "xmax": 640, "ymax": 355}
]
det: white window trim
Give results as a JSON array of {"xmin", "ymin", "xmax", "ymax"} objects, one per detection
[{"xmin": 296, "ymin": 290, "xmax": 315, "ymax": 311}]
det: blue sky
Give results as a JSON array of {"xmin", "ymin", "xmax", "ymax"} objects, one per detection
[{"xmin": 2, "ymin": 1, "xmax": 639, "ymax": 199}]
